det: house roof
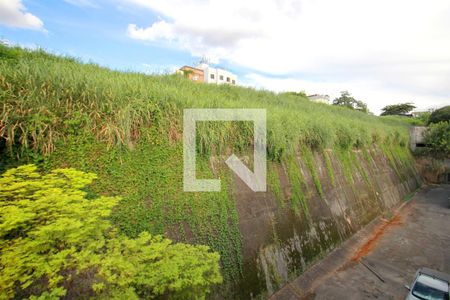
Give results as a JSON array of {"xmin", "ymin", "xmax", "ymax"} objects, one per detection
[{"xmin": 181, "ymin": 65, "xmax": 204, "ymax": 72}]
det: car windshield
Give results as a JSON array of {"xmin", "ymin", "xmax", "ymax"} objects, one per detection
[{"xmin": 412, "ymin": 281, "xmax": 449, "ymax": 300}]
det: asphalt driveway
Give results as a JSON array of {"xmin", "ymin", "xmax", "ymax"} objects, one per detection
[{"xmin": 271, "ymin": 184, "xmax": 450, "ymax": 300}]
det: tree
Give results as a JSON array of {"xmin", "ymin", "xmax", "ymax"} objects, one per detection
[
  {"xmin": 0, "ymin": 165, "xmax": 222, "ymax": 300},
  {"xmin": 424, "ymin": 121, "xmax": 450, "ymax": 158},
  {"xmin": 332, "ymin": 91, "xmax": 369, "ymax": 113},
  {"xmin": 380, "ymin": 103, "xmax": 416, "ymax": 116},
  {"xmin": 428, "ymin": 105, "xmax": 450, "ymax": 124}
]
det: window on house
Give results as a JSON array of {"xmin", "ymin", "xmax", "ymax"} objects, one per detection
[
  {"xmin": 232, "ymin": 80, "xmax": 235, "ymax": 84},
  {"xmin": 192, "ymin": 75, "xmax": 199, "ymax": 81},
  {"xmin": 226, "ymin": 77, "xmax": 230, "ymax": 82},
  {"xmin": 219, "ymin": 75, "xmax": 224, "ymax": 80},
  {"xmin": 210, "ymin": 74, "xmax": 215, "ymax": 79}
]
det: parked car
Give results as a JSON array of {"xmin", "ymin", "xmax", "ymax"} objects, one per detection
[{"xmin": 405, "ymin": 267, "xmax": 450, "ymax": 300}]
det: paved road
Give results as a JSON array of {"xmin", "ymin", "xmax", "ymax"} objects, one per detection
[{"xmin": 271, "ymin": 184, "xmax": 450, "ymax": 300}]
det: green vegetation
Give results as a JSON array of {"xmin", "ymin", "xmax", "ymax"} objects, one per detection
[
  {"xmin": 0, "ymin": 45, "xmax": 411, "ymax": 160},
  {"xmin": 424, "ymin": 121, "xmax": 450, "ymax": 158},
  {"xmin": 0, "ymin": 44, "xmax": 415, "ymax": 290},
  {"xmin": 301, "ymin": 146, "xmax": 324, "ymax": 198},
  {"xmin": 349, "ymin": 150, "xmax": 369, "ymax": 184},
  {"xmin": 381, "ymin": 115, "xmax": 426, "ymax": 126},
  {"xmin": 285, "ymin": 156, "xmax": 309, "ymax": 217},
  {"xmin": 416, "ymin": 111, "xmax": 431, "ymax": 125},
  {"xmin": 380, "ymin": 103, "xmax": 416, "ymax": 116},
  {"xmin": 428, "ymin": 105, "xmax": 450, "ymax": 124},
  {"xmin": 335, "ymin": 148, "xmax": 354, "ymax": 184},
  {"xmin": 0, "ymin": 165, "xmax": 222, "ymax": 300},
  {"xmin": 0, "ymin": 43, "xmax": 22, "ymax": 60},
  {"xmin": 280, "ymin": 91, "xmax": 308, "ymax": 98},
  {"xmin": 332, "ymin": 91, "xmax": 369, "ymax": 114},
  {"xmin": 267, "ymin": 162, "xmax": 284, "ymax": 207},
  {"xmin": 45, "ymin": 131, "xmax": 243, "ymax": 283},
  {"xmin": 323, "ymin": 150, "xmax": 336, "ymax": 187}
]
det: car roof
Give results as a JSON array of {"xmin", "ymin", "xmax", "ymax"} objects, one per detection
[
  {"xmin": 417, "ymin": 274, "xmax": 449, "ymax": 293},
  {"xmin": 419, "ymin": 267, "xmax": 450, "ymax": 284}
]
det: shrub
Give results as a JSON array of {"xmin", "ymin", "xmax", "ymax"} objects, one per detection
[
  {"xmin": 428, "ymin": 106, "xmax": 450, "ymax": 124},
  {"xmin": 424, "ymin": 121, "xmax": 450, "ymax": 158},
  {"xmin": 0, "ymin": 165, "xmax": 222, "ymax": 299}
]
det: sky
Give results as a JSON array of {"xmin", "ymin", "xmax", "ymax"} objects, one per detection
[{"xmin": 0, "ymin": 0, "xmax": 449, "ymax": 115}]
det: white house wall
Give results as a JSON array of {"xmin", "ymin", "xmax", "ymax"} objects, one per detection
[{"xmin": 199, "ymin": 65, "xmax": 237, "ymax": 85}]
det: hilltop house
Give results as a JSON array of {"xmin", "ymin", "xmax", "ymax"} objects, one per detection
[
  {"xmin": 308, "ymin": 94, "xmax": 330, "ymax": 104},
  {"xmin": 178, "ymin": 63, "xmax": 237, "ymax": 85},
  {"xmin": 178, "ymin": 66, "xmax": 204, "ymax": 82}
]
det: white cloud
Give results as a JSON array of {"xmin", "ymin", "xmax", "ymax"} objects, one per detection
[
  {"xmin": 128, "ymin": 21, "xmax": 175, "ymax": 41},
  {"xmin": 124, "ymin": 0, "xmax": 450, "ymax": 113},
  {"xmin": 243, "ymin": 73, "xmax": 450, "ymax": 114},
  {"xmin": 0, "ymin": 0, "xmax": 44, "ymax": 30}
]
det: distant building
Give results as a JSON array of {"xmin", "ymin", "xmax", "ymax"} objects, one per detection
[
  {"xmin": 308, "ymin": 94, "xmax": 330, "ymax": 104},
  {"xmin": 198, "ymin": 63, "xmax": 237, "ymax": 85},
  {"xmin": 178, "ymin": 66, "xmax": 205, "ymax": 83},
  {"xmin": 178, "ymin": 63, "xmax": 237, "ymax": 85}
]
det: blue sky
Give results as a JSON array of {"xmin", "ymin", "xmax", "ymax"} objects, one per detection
[
  {"xmin": 1, "ymin": 0, "xmax": 449, "ymax": 114},
  {"xmin": 0, "ymin": 0, "xmax": 249, "ymax": 77},
  {"xmin": 1, "ymin": 0, "xmax": 194, "ymax": 73}
]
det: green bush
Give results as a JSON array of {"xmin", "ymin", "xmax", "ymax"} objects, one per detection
[
  {"xmin": 428, "ymin": 106, "xmax": 450, "ymax": 124},
  {"xmin": 424, "ymin": 121, "xmax": 450, "ymax": 158},
  {"xmin": 0, "ymin": 165, "xmax": 222, "ymax": 299}
]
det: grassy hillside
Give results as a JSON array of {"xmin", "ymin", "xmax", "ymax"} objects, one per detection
[
  {"xmin": 0, "ymin": 44, "xmax": 411, "ymax": 157},
  {"xmin": 0, "ymin": 44, "xmax": 414, "ymax": 284}
]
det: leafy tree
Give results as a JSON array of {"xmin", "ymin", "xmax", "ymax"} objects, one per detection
[
  {"xmin": 0, "ymin": 165, "xmax": 222, "ymax": 300},
  {"xmin": 332, "ymin": 91, "xmax": 369, "ymax": 113},
  {"xmin": 428, "ymin": 105, "xmax": 450, "ymax": 124},
  {"xmin": 380, "ymin": 103, "xmax": 416, "ymax": 116},
  {"xmin": 424, "ymin": 121, "xmax": 450, "ymax": 158}
]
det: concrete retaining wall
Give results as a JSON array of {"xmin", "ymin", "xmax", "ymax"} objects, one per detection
[{"xmin": 231, "ymin": 147, "xmax": 420, "ymax": 298}]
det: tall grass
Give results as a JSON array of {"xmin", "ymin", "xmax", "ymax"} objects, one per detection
[{"xmin": 0, "ymin": 44, "xmax": 411, "ymax": 159}]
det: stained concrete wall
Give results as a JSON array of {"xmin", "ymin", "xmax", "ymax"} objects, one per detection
[
  {"xmin": 231, "ymin": 147, "xmax": 420, "ymax": 299},
  {"xmin": 409, "ymin": 126, "xmax": 427, "ymax": 151},
  {"xmin": 415, "ymin": 157, "xmax": 450, "ymax": 184}
]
